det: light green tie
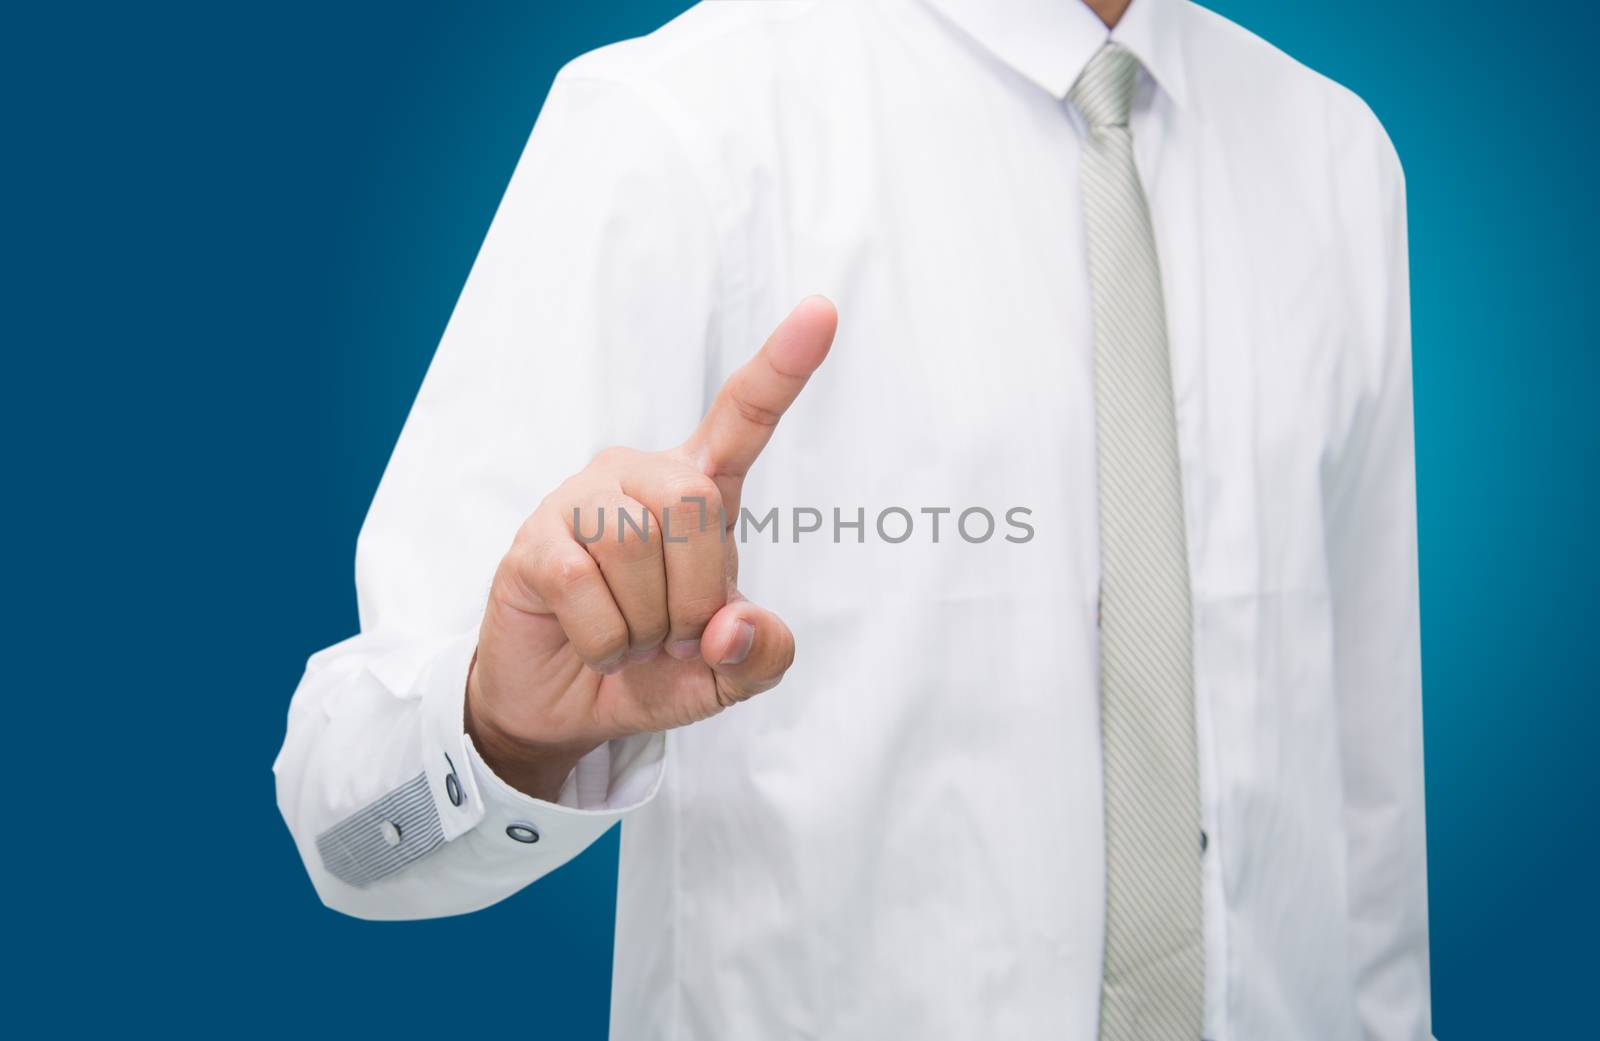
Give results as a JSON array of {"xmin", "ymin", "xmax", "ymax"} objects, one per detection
[{"xmin": 1070, "ymin": 42, "xmax": 1206, "ymax": 1041}]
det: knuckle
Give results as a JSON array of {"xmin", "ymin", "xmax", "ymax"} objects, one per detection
[
  {"xmin": 496, "ymin": 540, "xmax": 564, "ymax": 613},
  {"xmin": 662, "ymin": 470, "xmax": 721, "ymax": 510},
  {"xmin": 661, "ymin": 475, "xmax": 723, "ymax": 537},
  {"xmin": 605, "ymin": 498, "xmax": 659, "ymax": 556},
  {"xmin": 777, "ymin": 639, "xmax": 796, "ymax": 675},
  {"xmin": 494, "ymin": 539, "xmax": 528, "ymax": 578},
  {"xmin": 581, "ymin": 621, "xmax": 630, "ymax": 661},
  {"xmin": 729, "ymin": 390, "xmax": 783, "ymax": 429},
  {"xmin": 590, "ymin": 445, "xmax": 636, "ymax": 469},
  {"xmin": 538, "ymin": 546, "xmax": 593, "ymax": 601}
]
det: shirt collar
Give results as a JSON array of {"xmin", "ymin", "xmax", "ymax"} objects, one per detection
[{"xmin": 918, "ymin": 0, "xmax": 1189, "ymax": 107}]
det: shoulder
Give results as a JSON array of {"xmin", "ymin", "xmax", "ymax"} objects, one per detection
[
  {"xmin": 1177, "ymin": 1, "xmax": 1402, "ymax": 190},
  {"xmin": 554, "ymin": 1, "xmax": 849, "ymax": 94},
  {"xmin": 532, "ymin": 0, "xmax": 894, "ymax": 209}
]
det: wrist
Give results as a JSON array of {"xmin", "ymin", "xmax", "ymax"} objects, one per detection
[{"xmin": 465, "ymin": 653, "xmax": 597, "ymax": 802}]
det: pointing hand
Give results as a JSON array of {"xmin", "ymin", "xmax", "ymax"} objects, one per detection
[{"xmin": 467, "ymin": 297, "xmax": 838, "ymax": 799}]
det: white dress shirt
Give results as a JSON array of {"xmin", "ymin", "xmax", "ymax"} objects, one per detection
[{"xmin": 273, "ymin": 1, "xmax": 1432, "ymax": 1038}]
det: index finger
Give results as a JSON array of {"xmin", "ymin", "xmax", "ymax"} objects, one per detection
[{"xmin": 683, "ymin": 295, "xmax": 837, "ymax": 477}]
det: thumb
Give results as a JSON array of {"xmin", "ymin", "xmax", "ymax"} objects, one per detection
[{"xmin": 699, "ymin": 597, "xmax": 796, "ymax": 707}]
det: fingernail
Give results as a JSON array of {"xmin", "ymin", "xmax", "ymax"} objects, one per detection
[
  {"xmin": 627, "ymin": 645, "xmax": 660, "ymax": 664},
  {"xmin": 596, "ymin": 655, "xmax": 627, "ymax": 675},
  {"xmin": 666, "ymin": 638, "xmax": 701, "ymax": 661},
  {"xmin": 719, "ymin": 621, "xmax": 756, "ymax": 666}
]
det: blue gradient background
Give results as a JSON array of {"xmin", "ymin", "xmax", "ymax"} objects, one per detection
[{"xmin": 8, "ymin": 1, "xmax": 1593, "ymax": 1036}]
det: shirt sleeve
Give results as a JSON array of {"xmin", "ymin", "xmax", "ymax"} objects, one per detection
[
  {"xmin": 272, "ymin": 69, "xmax": 720, "ymax": 920},
  {"xmin": 1325, "ymin": 116, "xmax": 1434, "ymax": 1040}
]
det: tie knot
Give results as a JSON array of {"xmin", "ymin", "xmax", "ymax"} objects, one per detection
[{"xmin": 1069, "ymin": 43, "xmax": 1141, "ymax": 129}]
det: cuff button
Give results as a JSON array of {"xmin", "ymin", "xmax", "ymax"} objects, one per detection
[
  {"xmin": 443, "ymin": 752, "xmax": 465, "ymax": 807},
  {"xmin": 506, "ymin": 822, "xmax": 541, "ymax": 845},
  {"xmin": 379, "ymin": 820, "xmax": 402, "ymax": 847}
]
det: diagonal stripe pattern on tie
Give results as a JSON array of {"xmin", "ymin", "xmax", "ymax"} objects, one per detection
[{"xmin": 1070, "ymin": 42, "xmax": 1206, "ymax": 1041}]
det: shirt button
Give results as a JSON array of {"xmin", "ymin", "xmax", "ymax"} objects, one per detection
[
  {"xmin": 380, "ymin": 820, "xmax": 402, "ymax": 847},
  {"xmin": 505, "ymin": 822, "xmax": 541, "ymax": 844}
]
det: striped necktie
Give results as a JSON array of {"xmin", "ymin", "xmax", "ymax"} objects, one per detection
[{"xmin": 1070, "ymin": 41, "xmax": 1206, "ymax": 1041}]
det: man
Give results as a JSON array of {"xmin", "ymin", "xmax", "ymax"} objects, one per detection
[{"xmin": 275, "ymin": 0, "xmax": 1432, "ymax": 1037}]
